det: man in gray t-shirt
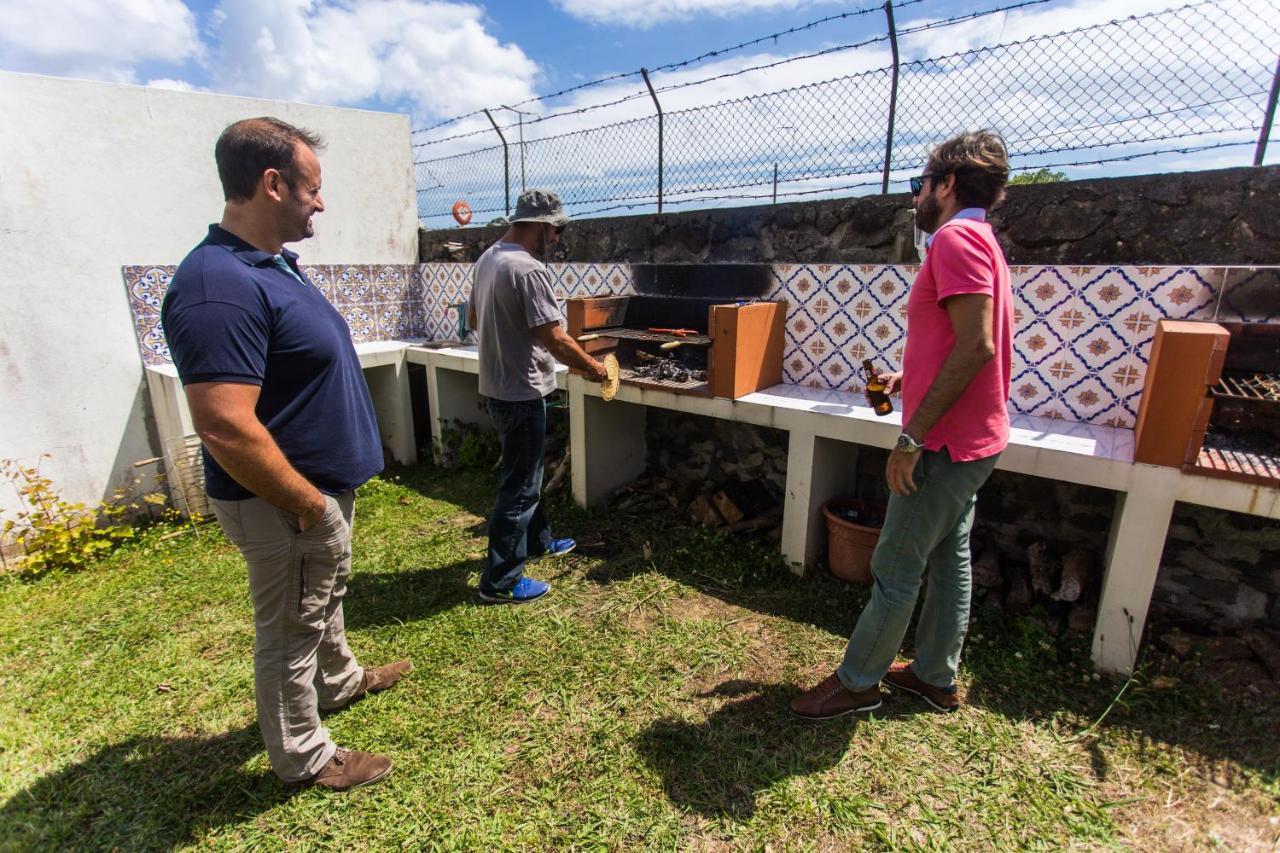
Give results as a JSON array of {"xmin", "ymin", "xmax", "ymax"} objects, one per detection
[{"xmin": 466, "ymin": 189, "xmax": 607, "ymax": 604}]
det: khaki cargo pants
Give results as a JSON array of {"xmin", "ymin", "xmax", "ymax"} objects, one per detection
[{"xmin": 211, "ymin": 491, "xmax": 364, "ymax": 782}]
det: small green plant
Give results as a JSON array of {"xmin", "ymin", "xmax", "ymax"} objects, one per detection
[
  {"xmin": 437, "ymin": 419, "xmax": 500, "ymax": 470},
  {"xmin": 1, "ymin": 456, "xmax": 148, "ymax": 576}
]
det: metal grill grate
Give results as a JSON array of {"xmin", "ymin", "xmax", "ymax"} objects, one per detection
[
  {"xmin": 619, "ymin": 368, "xmax": 711, "ymax": 396},
  {"xmin": 1195, "ymin": 445, "xmax": 1280, "ymax": 485},
  {"xmin": 1212, "ymin": 372, "xmax": 1280, "ymax": 402},
  {"xmin": 589, "ymin": 328, "xmax": 712, "ymax": 346}
]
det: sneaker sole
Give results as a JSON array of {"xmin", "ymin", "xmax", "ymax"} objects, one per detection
[
  {"xmin": 882, "ymin": 677, "xmax": 959, "ymax": 713},
  {"xmin": 790, "ymin": 698, "xmax": 883, "ymax": 721},
  {"xmin": 476, "ymin": 590, "xmax": 550, "ymax": 605}
]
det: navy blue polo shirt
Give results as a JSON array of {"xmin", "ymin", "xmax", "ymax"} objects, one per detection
[{"xmin": 161, "ymin": 225, "xmax": 383, "ymax": 501}]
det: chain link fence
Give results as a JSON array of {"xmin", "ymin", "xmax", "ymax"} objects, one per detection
[{"xmin": 414, "ymin": 0, "xmax": 1280, "ymax": 227}]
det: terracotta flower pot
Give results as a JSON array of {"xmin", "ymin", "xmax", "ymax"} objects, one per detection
[{"xmin": 822, "ymin": 498, "xmax": 883, "ymax": 585}]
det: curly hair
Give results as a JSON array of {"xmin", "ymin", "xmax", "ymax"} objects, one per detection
[{"xmin": 927, "ymin": 130, "xmax": 1009, "ymax": 209}]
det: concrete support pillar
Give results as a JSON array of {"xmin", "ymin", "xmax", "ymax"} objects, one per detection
[
  {"xmin": 1092, "ymin": 466, "xmax": 1180, "ymax": 675},
  {"xmin": 426, "ymin": 365, "xmax": 488, "ymax": 465},
  {"xmin": 780, "ymin": 431, "xmax": 860, "ymax": 575},
  {"xmin": 363, "ymin": 360, "xmax": 417, "ymax": 465},
  {"xmin": 569, "ymin": 374, "xmax": 646, "ymax": 507}
]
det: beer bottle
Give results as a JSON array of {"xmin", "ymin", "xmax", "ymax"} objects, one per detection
[{"xmin": 863, "ymin": 359, "xmax": 894, "ymax": 416}]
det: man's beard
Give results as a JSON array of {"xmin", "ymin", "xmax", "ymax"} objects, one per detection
[{"xmin": 915, "ymin": 193, "xmax": 942, "ymax": 234}]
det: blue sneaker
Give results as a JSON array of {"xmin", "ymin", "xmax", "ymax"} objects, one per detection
[
  {"xmin": 545, "ymin": 538, "xmax": 577, "ymax": 557},
  {"xmin": 478, "ymin": 577, "xmax": 551, "ymax": 605}
]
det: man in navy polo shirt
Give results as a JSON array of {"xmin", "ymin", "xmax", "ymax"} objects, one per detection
[{"xmin": 162, "ymin": 117, "xmax": 410, "ymax": 791}]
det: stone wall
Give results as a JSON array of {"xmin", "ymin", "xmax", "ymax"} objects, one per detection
[{"xmin": 422, "ymin": 165, "xmax": 1280, "ymax": 266}]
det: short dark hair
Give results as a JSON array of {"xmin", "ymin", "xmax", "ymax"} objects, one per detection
[
  {"xmin": 928, "ymin": 130, "xmax": 1009, "ymax": 209},
  {"xmin": 214, "ymin": 117, "xmax": 326, "ymax": 203}
]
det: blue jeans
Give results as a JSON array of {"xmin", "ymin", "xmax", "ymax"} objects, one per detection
[
  {"xmin": 482, "ymin": 397, "xmax": 555, "ymax": 594},
  {"xmin": 837, "ymin": 449, "xmax": 1000, "ymax": 692}
]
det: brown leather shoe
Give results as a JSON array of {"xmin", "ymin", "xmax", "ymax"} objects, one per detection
[
  {"xmin": 302, "ymin": 748, "xmax": 392, "ymax": 791},
  {"xmin": 326, "ymin": 659, "xmax": 414, "ymax": 711},
  {"xmin": 357, "ymin": 659, "xmax": 413, "ymax": 697},
  {"xmin": 791, "ymin": 672, "xmax": 883, "ymax": 720},
  {"xmin": 882, "ymin": 662, "xmax": 960, "ymax": 712}
]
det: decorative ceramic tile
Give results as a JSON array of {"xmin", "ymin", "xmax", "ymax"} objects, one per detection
[
  {"xmin": 1217, "ymin": 266, "xmax": 1280, "ymax": 323},
  {"xmin": 123, "ymin": 265, "xmax": 174, "ymax": 316},
  {"xmin": 333, "ymin": 265, "xmax": 372, "ymax": 306},
  {"xmin": 1144, "ymin": 266, "xmax": 1222, "ymax": 321},
  {"xmin": 372, "ymin": 264, "xmax": 407, "ymax": 302}
]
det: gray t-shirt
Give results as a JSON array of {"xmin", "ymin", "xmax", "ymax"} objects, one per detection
[{"xmin": 471, "ymin": 242, "xmax": 561, "ymax": 401}]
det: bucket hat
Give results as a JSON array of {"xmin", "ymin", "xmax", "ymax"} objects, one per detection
[{"xmin": 510, "ymin": 188, "xmax": 570, "ymax": 227}]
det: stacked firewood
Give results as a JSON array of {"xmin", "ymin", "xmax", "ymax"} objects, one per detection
[
  {"xmin": 971, "ymin": 540, "xmax": 1099, "ymax": 634},
  {"xmin": 610, "ymin": 476, "xmax": 783, "ymax": 539}
]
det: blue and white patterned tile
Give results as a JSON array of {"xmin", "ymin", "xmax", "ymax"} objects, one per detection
[
  {"xmin": 301, "ymin": 264, "xmax": 335, "ymax": 299},
  {"xmin": 1076, "ymin": 266, "xmax": 1144, "ymax": 320},
  {"xmin": 132, "ymin": 313, "xmax": 170, "ymax": 366},
  {"xmin": 601, "ymin": 264, "xmax": 633, "ymax": 294},
  {"xmin": 123, "ymin": 265, "xmax": 175, "ymax": 318},
  {"xmin": 765, "ymin": 266, "xmax": 790, "ymax": 300},
  {"xmin": 1217, "ymin": 266, "xmax": 1280, "ymax": 323},
  {"xmin": 334, "ymin": 265, "xmax": 373, "ymax": 307},
  {"xmin": 1068, "ymin": 318, "xmax": 1130, "ymax": 374},
  {"xmin": 823, "ymin": 265, "xmax": 867, "ymax": 307},
  {"xmin": 371, "ymin": 264, "xmax": 407, "ymax": 302},
  {"xmin": 1057, "ymin": 374, "xmax": 1119, "ymax": 424},
  {"xmin": 1013, "ymin": 316, "xmax": 1068, "ymax": 367},
  {"xmin": 341, "ymin": 305, "xmax": 376, "ymax": 343},
  {"xmin": 780, "ymin": 265, "xmax": 823, "ymax": 304},
  {"xmin": 1011, "ymin": 265, "xmax": 1074, "ymax": 320},
  {"xmin": 376, "ymin": 302, "xmax": 413, "ymax": 340},
  {"xmin": 815, "ymin": 349, "xmax": 860, "ymax": 389},
  {"xmin": 1009, "ymin": 365, "xmax": 1054, "ymax": 416},
  {"xmin": 1144, "ymin": 266, "xmax": 1222, "ymax": 321}
]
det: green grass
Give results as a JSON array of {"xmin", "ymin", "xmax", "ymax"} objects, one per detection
[{"xmin": 1, "ymin": 465, "xmax": 1277, "ymax": 850}]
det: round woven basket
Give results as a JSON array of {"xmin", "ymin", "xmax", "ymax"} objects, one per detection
[{"xmin": 601, "ymin": 354, "xmax": 620, "ymax": 401}]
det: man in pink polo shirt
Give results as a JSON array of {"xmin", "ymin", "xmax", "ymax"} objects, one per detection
[{"xmin": 793, "ymin": 130, "xmax": 1013, "ymax": 718}]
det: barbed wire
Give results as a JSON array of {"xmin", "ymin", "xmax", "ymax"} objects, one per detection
[
  {"xmin": 414, "ymin": 0, "xmax": 1060, "ymax": 148},
  {"xmin": 411, "ymin": 0, "xmax": 930, "ymax": 137},
  {"xmin": 414, "ymin": 0, "xmax": 1280, "ymax": 226}
]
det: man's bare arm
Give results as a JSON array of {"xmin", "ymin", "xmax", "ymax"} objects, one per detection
[
  {"xmin": 185, "ymin": 382, "xmax": 328, "ymax": 527},
  {"xmin": 467, "ymin": 302, "xmax": 477, "ymax": 333},
  {"xmin": 534, "ymin": 321, "xmax": 609, "ymax": 381},
  {"xmin": 902, "ymin": 293, "xmax": 996, "ymax": 440}
]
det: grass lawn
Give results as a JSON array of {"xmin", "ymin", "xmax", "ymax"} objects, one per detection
[{"xmin": 1, "ymin": 464, "xmax": 1277, "ymax": 850}]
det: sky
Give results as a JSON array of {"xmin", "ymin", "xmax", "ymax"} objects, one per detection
[{"xmin": 2, "ymin": 0, "xmax": 1277, "ymax": 223}]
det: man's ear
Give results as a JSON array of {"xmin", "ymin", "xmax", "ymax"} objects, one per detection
[
  {"xmin": 262, "ymin": 168, "xmax": 287, "ymax": 203},
  {"xmin": 937, "ymin": 172, "xmax": 957, "ymax": 199}
]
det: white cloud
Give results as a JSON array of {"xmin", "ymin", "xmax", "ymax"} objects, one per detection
[
  {"xmin": 553, "ymin": 0, "xmax": 839, "ymax": 28},
  {"xmin": 145, "ymin": 78, "xmax": 200, "ymax": 92},
  {"xmin": 209, "ymin": 0, "xmax": 540, "ymax": 119},
  {"xmin": 0, "ymin": 0, "xmax": 200, "ymax": 83}
]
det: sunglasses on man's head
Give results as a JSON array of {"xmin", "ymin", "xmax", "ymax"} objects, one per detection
[{"xmin": 910, "ymin": 172, "xmax": 946, "ymax": 195}]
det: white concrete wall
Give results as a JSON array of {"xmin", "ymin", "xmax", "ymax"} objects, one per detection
[{"xmin": 0, "ymin": 71, "xmax": 418, "ymax": 529}]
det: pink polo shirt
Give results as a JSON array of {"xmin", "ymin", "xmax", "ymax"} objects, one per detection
[{"xmin": 901, "ymin": 215, "xmax": 1013, "ymax": 462}]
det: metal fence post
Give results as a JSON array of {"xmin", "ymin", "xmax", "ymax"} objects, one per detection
[
  {"xmin": 881, "ymin": 0, "xmax": 900, "ymax": 194},
  {"xmin": 641, "ymin": 68, "xmax": 665, "ymax": 213},
  {"xmin": 1255, "ymin": 53, "xmax": 1280, "ymax": 166},
  {"xmin": 484, "ymin": 108, "xmax": 511, "ymax": 216}
]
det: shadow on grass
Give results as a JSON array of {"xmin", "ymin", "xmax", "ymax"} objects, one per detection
[
  {"xmin": 635, "ymin": 680, "xmax": 863, "ymax": 819},
  {"xmin": 0, "ymin": 725, "xmax": 286, "ymax": 851},
  {"xmin": 345, "ymin": 557, "xmax": 481, "ymax": 629}
]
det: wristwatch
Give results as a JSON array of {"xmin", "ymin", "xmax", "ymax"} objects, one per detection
[{"xmin": 895, "ymin": 432, "xmax": 925, "ymax": 454}]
